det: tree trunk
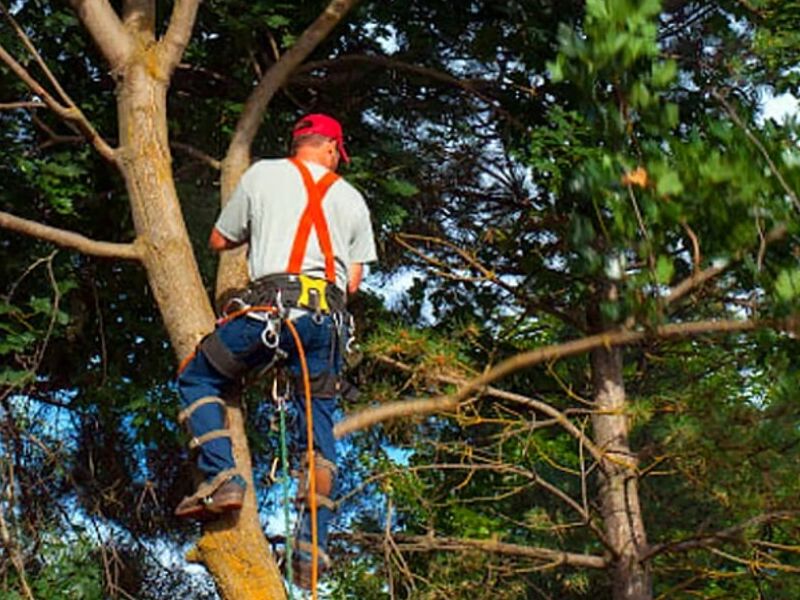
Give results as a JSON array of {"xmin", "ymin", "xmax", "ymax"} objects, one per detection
[
  {"xmin": 116, "ymin": 55, "xmax": 286, "ymax": 600},
  {"xmin": 590, "ymin": 345, "xmax": 652, "ymax": 600}
]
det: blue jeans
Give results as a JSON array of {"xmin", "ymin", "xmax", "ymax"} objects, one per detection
[{"xmin": 177, "ymin": 311, "xmax": 343, "ymax": 552}]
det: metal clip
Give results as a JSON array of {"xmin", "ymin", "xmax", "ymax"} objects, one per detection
[
  {"xmin": 346, "ymin": 313, "xmax": 357, "ymax": 354},
  {"xmin": 221, "ymin": 297, "xmax": 249, "ymax": 317},
  {"xmin": 260, "ymin": 316, "xmax": 281, "ymax": 349}
]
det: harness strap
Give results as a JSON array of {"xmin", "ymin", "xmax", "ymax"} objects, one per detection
[
  {"xmin": 200, "ymin": 332, "xmax": 249, "ymax": 380},
  {"xmin": 295, "ymin": 371, "xmax": 342, "ymax": 399},
  {"xmin": 186, "ymin": 468, "xmax": 238, "ymax": 502},
  {"xmin": 178, "ymin": 396, "xmax": 226, "ymax": 426},
  {"xmin": 287, "ymin": 158, "xmax": 340, "ymax": 283},
  {"xmin": 297, "ymin": 494, "xmax": 336, "ymax": 511},
  {"xmin": 189, "ymin": 429, "xmax": 231, "ymax": 450}
]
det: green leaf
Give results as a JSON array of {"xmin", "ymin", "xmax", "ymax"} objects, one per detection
[
  {"xmin": 655, "ymin": 255, "xmax": 674, "ymax": 285},
  {"xmin": 656, "ymin": 170, "xmax": 684, "ymax": 197},
  {"xmin": 651, "ymin": 60, "xmax": 677, "ymax": 87},
  {"xmin": 266, "ymin": 14, "xmax": 290, "ymax": 28},
  {"xmin": 382, "ymin": 177, "xmax": 419, "ymax": 198},
  {"xmin": 775, "ymin": 268, "xmax": 800, "ymax": 301}
]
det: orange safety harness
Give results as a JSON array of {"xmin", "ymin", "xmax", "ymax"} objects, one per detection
[{"xmin": 287, "ymin": 157, "xmax": 340, "ymax": 284}]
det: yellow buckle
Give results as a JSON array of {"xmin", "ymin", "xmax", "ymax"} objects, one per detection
[{"xmin": 297, "ymin": 275, "xmax": 329, "ymax": 313}]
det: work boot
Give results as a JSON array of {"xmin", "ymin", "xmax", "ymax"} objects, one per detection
[
  {"xmin": 290, "ymin": 543, "xmax": 330, "ymax": 590},
  {"xmin": 175, "ymin": 475, "xmax": 246, "ymax": 520}
]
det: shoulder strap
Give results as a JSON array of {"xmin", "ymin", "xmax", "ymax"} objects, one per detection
[{"xmin": 287, "ymin": 158, "xmax": 340, "ymax": 283}]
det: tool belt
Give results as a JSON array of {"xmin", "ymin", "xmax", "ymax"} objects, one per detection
[{"xmin": 235, "ymin": 274, "xmax": 345, "ymax": 315}]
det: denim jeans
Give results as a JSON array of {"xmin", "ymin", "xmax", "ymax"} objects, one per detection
[{"xmin": 177, "ymin": 311, "xmax": 342, "ymax": 552}]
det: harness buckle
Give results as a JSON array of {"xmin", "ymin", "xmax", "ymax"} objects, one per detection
[{"xmin": 297, "ymin": 274, "xmax": 330, "ymax": 313}]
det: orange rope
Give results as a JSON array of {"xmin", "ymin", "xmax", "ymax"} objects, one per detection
[{"xmin": 284, "ymin": 319, "xmax": 319, "ymax": 598}]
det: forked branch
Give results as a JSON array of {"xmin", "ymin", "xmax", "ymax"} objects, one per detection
[{"xmin": 0, "ymin": 39, "xmax": 116, "ymax": 161}]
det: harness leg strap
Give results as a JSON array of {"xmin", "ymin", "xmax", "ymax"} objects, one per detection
[{"xmin": 199, "ymin": 332, "xmax": 250, "ymax": 380}]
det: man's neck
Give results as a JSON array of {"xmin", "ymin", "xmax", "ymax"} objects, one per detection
[{"xmin": 293, "ymin": 150, "xmax": 330, "ymax": 169}]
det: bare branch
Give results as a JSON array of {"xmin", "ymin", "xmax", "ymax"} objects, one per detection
[
  {"xmin": 297, "ymin": 54, "xmax": 525, "ymax": 128},
  {"xmin": 300, "ymin": 54, "xmax": 497, "ymax": 104},
  {"xmin": 340, "ymin": 532, "xmax": 608, "ymax": 570},
  {"xmin": 372, "ymin": 354, "xmax": 607, "ymax": 465},
  {"xmin": 159, "ymin": 0, "xmax": 201, "ymax": 78},
  {"xmin": 226, "ymin": 0, "xmax": 360, "ymax": 162},
  {"xmin": 0, "ymin": 2, "xmax": 72, "ymax": 105},
  {"xmin": 172, "ymin": 142, "xmax": 222, "ymax": 170},
  {"xmin": 643, "ymin": 510, "xmax": 800, "ymax": 561},
  {"xmin": 0, "ymin": 101, "xmax": 46, "ymax": 110},
  {"xmin": 0, "ymin": 211, "xmax": 142, "ymax": 261},
  {"xmin": 0, "ymin": 44, "xmax": 117, "ymax": 162},
  {"xmin": 69, "ymin": 0, "xmax": 133, "ymax": 70},
  {"xmin": 336, "ymin": 319, "xmax": 768, "ymax": 438},
  {"xmin": 665, "ymin": 224, "xmax": 787, "ymax": 306}
]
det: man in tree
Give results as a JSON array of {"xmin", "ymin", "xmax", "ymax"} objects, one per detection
[{"xmin": 174, "ymin": 113, "xmax": 377, "ymax": 586}]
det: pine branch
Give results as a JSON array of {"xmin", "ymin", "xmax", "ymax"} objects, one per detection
[
  {"xmin": 336, "ymin": 319, "xmax": 769, "ymax": 438},
  {"xmin": 643, "ymin": 510, "xmax": 800, "ymax": 561}
]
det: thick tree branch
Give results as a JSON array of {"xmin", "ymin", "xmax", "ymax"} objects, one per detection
[
  {"xmin": 336, "ymin": 319, "xmax": 770, "ymax": 438},
  {"xmin": 226, "ymin": 0, "xmax": 360, "ymax": 161},
  {"xmin": 341, "ymin": 532, "xmax": 608, "ymax": 569},
  {"xmin": 0, "ymin": 211, "xmax": 142, "ymax": 261},
  {"xmin": 0, "ymin": 45, "xmax": 117, "ymax": 162},
  {"xmin": 69, "ymin": 0, "xmax": 134, "ymax": 70},
  {"xmin": 159, "ymin": 0, "xmax": 201, "ymax": 78}
]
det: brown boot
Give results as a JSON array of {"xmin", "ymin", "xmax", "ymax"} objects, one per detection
[
  {"xmin": 290, "ymin": 542, "xmax": 330, "ymax": 590},
  {"xmin": 175, "ymin": 474, "xmax": 246, "ymax": 520}
]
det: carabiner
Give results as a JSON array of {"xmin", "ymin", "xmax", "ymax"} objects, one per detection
[{"xmin": 261, "ymin": 318, "xmax": 281, "ymax": 349}]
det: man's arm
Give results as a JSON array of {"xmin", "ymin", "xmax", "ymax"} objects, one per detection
[
  {"xmin": 209, "ymin": 227, "xmax": 245, "ymax": 252},
  {"xmin": 347, "ymin": 263, "xmax": 364, "ymax": 295}
]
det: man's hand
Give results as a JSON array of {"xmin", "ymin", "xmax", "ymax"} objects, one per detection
[{"xmin": 209, "ymin": 227, "xmax": 242, "ymax": 252}]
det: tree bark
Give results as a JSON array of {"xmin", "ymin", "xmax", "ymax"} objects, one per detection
[
  {"xmin": 115, "ymin": 51, "xmax": 286, "ymax": 599},
  {"xmin": 590, "ymin": 344, "xmax": 652, "ymax": 600}
]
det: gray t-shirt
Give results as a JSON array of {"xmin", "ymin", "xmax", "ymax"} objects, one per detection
[{"xmin": 215, "ymin": 158, "xmax": 378, "ymax": 293}]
